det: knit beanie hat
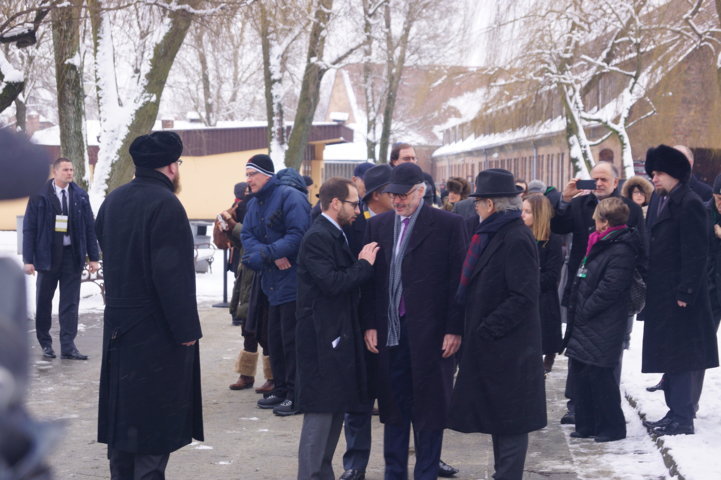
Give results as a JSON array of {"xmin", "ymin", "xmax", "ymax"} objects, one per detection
[{"xmin": 246, "ymin": 154, "xmax": 274, "ymax": 176}]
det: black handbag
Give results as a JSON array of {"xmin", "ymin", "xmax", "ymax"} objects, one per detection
[{"xmin": 628, "ymin": 268, "xmax": 646, "ymax": 315}]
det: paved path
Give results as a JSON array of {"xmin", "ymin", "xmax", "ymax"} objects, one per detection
[{"xmin": 26, "ymin": 305, "xmax": 669, "ymax": 479}]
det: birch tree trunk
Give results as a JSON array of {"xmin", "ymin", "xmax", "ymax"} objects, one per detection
[{"xmin": 52, "ymin": 0, "xmax": 88, "ymax": 187}]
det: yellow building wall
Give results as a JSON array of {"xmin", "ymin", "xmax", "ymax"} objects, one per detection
[
  {"xmin": 177, "ymin": 148, "xmax": 267, "ymax": 220},
  {"xmin": 0, "ymin": 197, "xmax": 31, "ymax": 231}
]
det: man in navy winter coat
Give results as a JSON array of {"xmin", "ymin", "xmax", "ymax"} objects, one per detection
[
  {"xmin": 241, "ymin": 154, "xmax": 311, "ymax": 416},
  {"xmin": 23, "ymin": 157, "xmax": 100, "ymax": 360}
]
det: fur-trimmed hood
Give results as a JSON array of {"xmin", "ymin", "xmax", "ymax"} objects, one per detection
[{"xmin": 622, "ymin": 175, "xmax": 654, "ymax": 203}]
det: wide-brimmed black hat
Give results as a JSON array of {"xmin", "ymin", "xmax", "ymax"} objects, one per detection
[
  {"xmin": 363, "ymin": 164, "xmax": 392, "ymax": 201},
  {"xmin": 384, "ymin": 162, "xmax": 424, "ymax": 195},
  {"xmin": 470, "ymin": 168, "xmax": 524, "ymax": 198},
  {"xmin": 644, "ymin": 145, "xmax": 690, "ymax": 181}
]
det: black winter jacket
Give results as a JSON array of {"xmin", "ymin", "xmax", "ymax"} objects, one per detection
[{"xmin": 564, "ymin": 227, "xmax": 642, "ymax": 368}]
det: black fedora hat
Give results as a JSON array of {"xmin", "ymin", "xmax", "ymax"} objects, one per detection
[
  {"xmin": 363, "ymin": 164, "xmax": 392, "ymax": 201},
  {"xmin": 470, "ymin": 168, "xmax": 524, "ymax": 198},
  {"xmin": 384, "ymin": 162, "xmax": 424, "ymax": 195}
]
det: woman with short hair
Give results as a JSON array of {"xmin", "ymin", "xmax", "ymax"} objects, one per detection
[{"xmin": 563, "ymin": 197, "xmax": 642, "ymax": 442}]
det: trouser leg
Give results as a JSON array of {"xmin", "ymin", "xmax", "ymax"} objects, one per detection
[
  {"xmin": 664, "ymin": 371, "xmax": 694, "ymax": 424},
  {"xmin": 278, "ymin": 301, "xmax": 297, "ymax": 401},
  {"xmin": 134, "ymin": 453, "xmax": 170, "ymax": 480},
  {"xmin": 589, "ymin": 364, "xmax": 625, "ymax": 438},
  {"xmin": 35, "ymin": 268, "xmax": 60, "ymax": 348},
  {"xmin": 267, "ymin": 304, "xmax": 287, "ymax": 398},
  {"xmin": 384, "ymin": 321, "xmax": 412, "ymax": 480},
  {"xmin": 109, "ymin": 447, "xmax": 134, "ymax": 480},
  {"xmin": 491, "ymin": 433, "xmax": 529, "ymax": 480},
  {"xmin": 343, "ymin": 407, "xmax": 372, "ymax": 471},
  {"xmin": 298, "ymin": 412, "xmax": 344, "ymax": 480},
  {"xmin": 571, "ymin": 359, "xmax": 595, "ymax": 436},
  {"xmin": 564, "ymin": 358, "xmax": 576, "ymax": 415},
  {"xmin": 412, "ymin": 428, "xmax": 443, "ymax": 480},
  {"xmin": 58, "ymin": 249, "xmax": 82, "ymax": 353},
  {"xmin": 690, "ymin": 369, "xmax": 705, "ymax": 416}
]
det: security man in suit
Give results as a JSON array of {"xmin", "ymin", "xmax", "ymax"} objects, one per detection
[{"xmin": 23, "ymin": 157, "xmax": 100, "ymax": 360}]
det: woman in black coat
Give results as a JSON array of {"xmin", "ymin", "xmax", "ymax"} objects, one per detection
[
  {"xmin": 522, "ymin": 193, "xmax": 563, "ymax": 373},
  {"xmin": 563, "ymin": 197, "xmax": 642, "ymax": 442}
]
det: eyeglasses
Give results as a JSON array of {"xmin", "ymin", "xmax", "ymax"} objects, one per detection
[
  {"xmin": 341, "ymin": 200, "xmax": 360, "ymax": 209},
  {"xmin": 176, "ymin": 159, "xmax": 183, "ymax": 166}
]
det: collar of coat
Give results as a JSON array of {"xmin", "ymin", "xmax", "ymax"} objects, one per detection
[{"xmin": 134, "ymin": 167, "xmax": 174, "ymax": 191}]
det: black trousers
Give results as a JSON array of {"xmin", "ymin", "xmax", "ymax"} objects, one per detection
[
  {"xmin": 35, "ymin": 246, "xmax": 81, "ymax": 353},
  {"xmin": 491, "ymin": 433, "xmax": 528, "ymax": 480},
  {"xmin": 571, "ymin": 358, "xmax": 626, "ymax": 439},
  {"xmin": 108, "ymin": 447, "xmax": 170, "ymax": 480},
  {"xmin": 383, "ymin": 320, "xmax": 442, "ymax": 480},
  {"xmin": 267, "ymin": 301, "xmax": 296, "ymax": 401},
  {"xmin": 343, "ymin": 406, "xmax": 372, "ymax": 472},
  {"xmin": 664, "ymin": 370, "xmax": 694, "ymax": 424}
]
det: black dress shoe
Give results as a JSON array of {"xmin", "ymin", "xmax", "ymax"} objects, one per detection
[
  {"xmin": 595, "ymin": 433, "xmax": 626, "ymax": 442},
  {"xmin": 646, "ymin": 377, "xmax": 665, "ymax": 392},
  {"xmin": 42, "ymin": 346, "xmax": 56, "ymax": 359},
  {"xmin": 570, "ymin": 431, "xmax": 594, "ymax": 439},
  {"xmin": 652, "ymin": 421, "xmax": 694, "ymax": 436},
  {"xmin": 642, "ymin": 415, "xmax": 672, "ymax": 429},
  {"xmin": 438, "ymin": 459, "xmax": 459, "ymax": 477},
  {"xmin": 338, "ymin": 469, "xmax": 365, "ymax": 480},
  {"xmin": 61, "ymin": 349, "xmax": 88, "ymax": 360},
  {"xmin": 560, "ymin": 412, "xmax": 575, "ymax": 425}
]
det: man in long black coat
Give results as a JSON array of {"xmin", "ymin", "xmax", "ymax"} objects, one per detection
[
  {"xmin": 361, "ymin": 163, "xmax": 467, "ymax": 480},
  {"xmin": 448, "ymin": 169, "xmax": 546, "ymax": 480},
  {"xmin": 295, "ymin": 177, "xmax": 378, "ymax": 480},
  {"xmin": 95, "ymin": 132, "xmax": 203, "ymax": 478},
  {"xmin": 642, "ymin": 145, "xmax": 719, "ymax": 436}
]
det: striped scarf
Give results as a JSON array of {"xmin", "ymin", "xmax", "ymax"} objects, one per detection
[{"xmin": 456, "ymin": 210, "xmax": 521, "ymax": 304}]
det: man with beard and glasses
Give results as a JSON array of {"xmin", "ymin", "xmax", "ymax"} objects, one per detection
[
  {"xmin": 95, "ymin": 131, "xmax": 203, "ymax": 479},
  {"xmin": 295, "ymin": 177, "xmax": 379, "ymax": 480}
]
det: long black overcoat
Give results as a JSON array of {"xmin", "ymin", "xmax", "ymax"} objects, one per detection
[
  {"xmin": 95, "ymin": 168, "xmax": 203, "ymax": 454},
  {"xmin": 538, "ymin": 234, "xmax": 563, "ymax": 355},
  {"xmin": 361, "ymin": 204, "xmax": 467, "ymax": 431},
  {"xmin": 295, "ymin": 215, "xmax": 374, "ymax": 413},
  {"xmin": 643, "ymin": 183, "xmax": 719, "ymax": 373},
  {"xmin": 448, "ymin": 219, "xmax": 547, "ymax": 435}
]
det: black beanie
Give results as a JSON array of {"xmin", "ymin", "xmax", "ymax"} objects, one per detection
[
  {"xmin": 644, "ymin": 144, "xmax": 690, "ymax": 182},
  {"xmin": 246, "ymin": 154, "xmax": 274, "ymax": 176},
  {"xmin": 129, "ymin": 131, "xmax": 183, "ymax": 169}
]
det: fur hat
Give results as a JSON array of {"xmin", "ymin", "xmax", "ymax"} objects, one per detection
[
  {"xmin": 246, "ymin": 154, "xmax": 275, "ymax": 176},
  {"xmin": 445, "ymin": 177, "xmax": 471, "ymax": 198},
  {"xmin": 622, "ymin": 175, "xmax": 653, "ymax": 203},
  {"xmin": 129, "ymin": 131, "xmax": 183, "ymax": 169},
  {"xmin": 644, "ymin": 145, "xmax": 690, "ymax": 182}
]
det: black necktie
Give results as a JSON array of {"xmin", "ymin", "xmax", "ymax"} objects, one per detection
[{"xmin": 61, "ymin": 189, "xmax": 68, "ymax": 215}]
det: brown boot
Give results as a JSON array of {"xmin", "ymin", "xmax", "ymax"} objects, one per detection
[
  {"xmin": 229, "ymin": 375, "xmax": 255, "ymax": 390},
  {"xmin": 255, "ymin": 355, "xmax": 274, "ymax": 394}
]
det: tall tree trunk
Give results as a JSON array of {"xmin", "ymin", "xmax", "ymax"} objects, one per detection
[
  {"xmin": 14, "ymin": 97, "xmax": 26, "ymax": 132},
  {"xmin": 377, "ymin": 3, "xmax": 412, "ymax": 164},
  {"xmin": 0, "ymin": 49, "xmax": 24, "ymax": 114},
  {"xmin": 89, "ymin": 0, "xmax": 199, "ymax": 198},
  {"xmin": 284, "ymin": 0, "xmax": 333, "ymax": 170},
  {"xmin": 194, "ymin": 30, "xmax": 215, "ymax": 126},
  {"xmin": 259, "ymin": 2, "xmax": 286, "ymax": 170},
  {"xmin": 362, "ymin": 0, "xmax": 377, "ymax": 161},
  {"xmin": 52, "ymin": 0, "xmax": 88, "ymax": 188}
]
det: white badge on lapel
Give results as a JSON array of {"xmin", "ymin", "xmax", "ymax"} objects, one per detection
[{"xmin": 55, "ymin": 215, "xmax": 68, "ymax": 233}]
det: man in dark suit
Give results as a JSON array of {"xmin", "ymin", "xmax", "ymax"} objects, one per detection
[
  {"xmin": 641, "ymin": 145, "xmax": 719, "ymax": 436},
  {"xmin": 295, "ymin": 177, "xmax": 379, "ymax": 480},
  {"xmin": 362, "ymin": 163, "xmax": 467, "ymax": 480},
  {"xmin": 23, "ymin": 157, "xmax": 100, "ymax": 360}
]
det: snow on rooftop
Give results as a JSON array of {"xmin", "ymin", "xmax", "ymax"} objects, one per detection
[
  {"xmin": 324, "ymin": 140, "xmax": 371, "ymax": 162},
  {"xmin": 432, "ymin": 117, "xmax": 566, "ymax": 157}
]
